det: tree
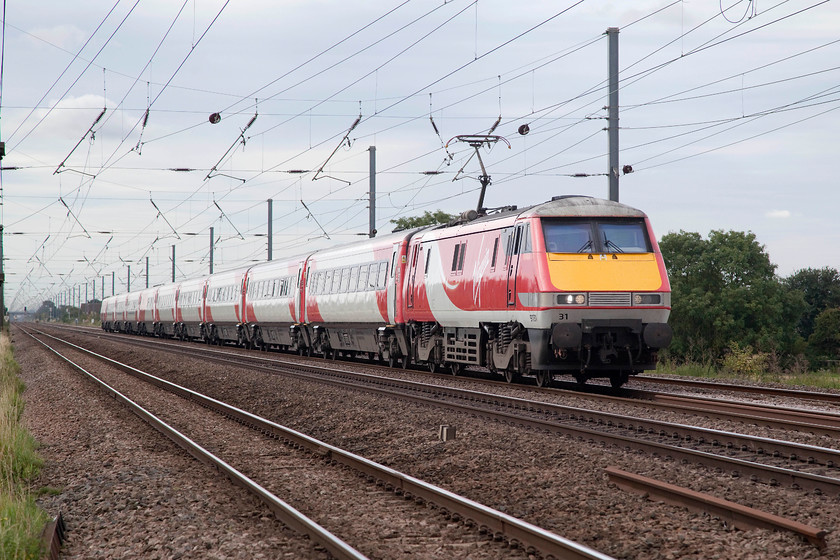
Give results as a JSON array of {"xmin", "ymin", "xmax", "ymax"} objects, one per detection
[
  {"xmin": 659, "ymin": 230, "xmax": 805, "ymax": 364},
  {"xmin": 390, "ymin": 210, "xmax": 455, "ymax": 231},
  {"xmin": 807, "ymin": 308, "xmax": 840, "ymax": 365},
  {"xmin": 34, "ymin": 300, "xmax": 58, "ymax": 321},
  {"xmin": 783, "ymin": 267, "xmax": 840, "ymax": 340}
]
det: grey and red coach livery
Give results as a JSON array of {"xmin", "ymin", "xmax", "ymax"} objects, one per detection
[{"xmin": 101, "ymin": 195, "xmax": 672, "ymax": 387}]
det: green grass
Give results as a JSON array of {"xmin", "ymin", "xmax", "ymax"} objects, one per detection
[
  {"xmin": 656, "ymin": 358, "xmax": 840, "ymax": 390},
  {"xmin": 0, "ymin": 334, "xmax": 49, "ymax": 560}
]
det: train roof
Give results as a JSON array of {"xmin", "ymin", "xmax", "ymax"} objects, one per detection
[
  {"xmin": 439, "ymin": 195, "xmax": 646, "ymax": 230},
  {"xmin": 521, "ymin": 195, "xmax": 647, "ymax": 219}
]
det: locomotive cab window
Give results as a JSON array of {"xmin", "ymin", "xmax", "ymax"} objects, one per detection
[{"xmin": 542, "ymin": 218, "xmax": 651, "ymax": 254}]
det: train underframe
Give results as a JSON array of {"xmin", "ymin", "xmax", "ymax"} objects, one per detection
[{"xmin": 116, "ymin": 316, "xmax": 670, "ymax": 389}]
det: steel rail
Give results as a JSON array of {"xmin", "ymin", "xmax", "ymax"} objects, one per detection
[
  {"xmin": 45, "ymin": 326, "xmax": 840, "ymax": 496},
  {"xmin": 84, "ymin": 325, "xmax": 840, "ymax": 436},
  {"xmin": 634, "ymin": 391, "xmax": 840, "ymax": 430},
  {"xmin": 605, "ymin": 466, "xmax": 828, "ymax": 550},
  {"xmin": 53, "ymin": 326, "xmax": 840, "ymax": 490},
  {"xmin": 633, "ymin": 375, "xmax": 840, "ymax": 406},
  {"xmin": 21, "ymin": 327, "xmax": 370, "ymax": 560},
  {"xmin": 28, "ymin": 326, "xmax": 615, "ymax": 560},
  {"xmin": 85, "ymin": 330, "xmax": 840, "ymax": 470},
  {"xmin": 58, "ymin": 325, "xmax": 840, "ymax": 438}
]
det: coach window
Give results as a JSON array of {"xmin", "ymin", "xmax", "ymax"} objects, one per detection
[
  {"xmin": 378, "ymin": 261, "xmax": 389, "ymax": 288},
  {"xmin": 329, "ymin": 270, "xmax": 339, "ymax": 294},
  {"xmin": 340, "ymin": 268, "xmax": 350, "ymax": 293},
  {"xmin": 490, "ymin": 237, "xmax": 499, "ymax": 270},
  {"xmin": 451, "ymin": 243, "xmax": 461, "ymax": 273},
  {"xmin": 349, "ymin": 266, "xmax": 359, "ymax": 293},
  {"xmin": 521, "ymin": 224, "xmax": 532, "ymax": 253},
  {"xmin": 358, "ymin": 265, "xmax": 369, "ymax": 292},
  {"xmin": 457, "ymin": 241, "xmax": 466, "ymax": 272}
]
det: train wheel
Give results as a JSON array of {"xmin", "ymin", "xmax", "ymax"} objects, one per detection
[
  {"xmin": 535, "ymin": 370, "xmax": 552, "ymax": 388},
  {"xmin": 610, "ymin": 373, "xmax": 629, "ymax": 389},
  {"xmin": 449, "ymin": 362, "xmax": 462, "ymax": 376},
  {"xmin": 574, "ymin": 373, "xmax": 588, "ymax": 386},
  {"xmin": 503, "ymin": 369, "xmax": 520, "ymax": 384},
  {"xmin": 428, "ymin": 361, "xmax": 437, "ymax": 373}
]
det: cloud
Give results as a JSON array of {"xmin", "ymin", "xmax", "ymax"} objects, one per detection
[
  {"xmin": 766, "ymin": 210, "xmax": 791, "ymax": 219},
  {"xmin": 26, "ymin": 24, "xmax": 86, "ymax": 51}
]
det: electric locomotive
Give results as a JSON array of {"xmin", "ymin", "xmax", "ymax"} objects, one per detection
[{"xmin": 403, "ymin": 195, "xmax": 672, "ymax": 387}]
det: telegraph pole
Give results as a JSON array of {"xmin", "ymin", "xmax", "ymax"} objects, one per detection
[
  {"xmin": 267, "ymin": 199, "xmax": 273, "ymax": 261},
  {"xmin": 209, "ymin": 227, "xmax": 214, "ymax": 274},
  {"xmin": 368, "ymin": 146, "xmax": 376, "ymax": 237},
  {"xmin": 171, "ymin": 245, "xmax": 176, "ymax": 283},
  {"xmin": 607, "ymin": 27, "xmax": 620, "ymax": 202}
]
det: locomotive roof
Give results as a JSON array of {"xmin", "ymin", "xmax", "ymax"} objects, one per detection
[
  {"xmin": 461, "ymin": 195, "xmax": 646, "ymax": 227},
  {"xmin": 522, "ymin": 195, "xmax": 646, "ymax": 218}
]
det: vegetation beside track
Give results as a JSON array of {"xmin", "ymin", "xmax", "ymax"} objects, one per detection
[
  {"xmin": 0, "ymin": 333, "xmax": 49, "ymax": 559},
  {"xmin": 657, "ymin": 352, "xmax": 840, "ymax": 390}
]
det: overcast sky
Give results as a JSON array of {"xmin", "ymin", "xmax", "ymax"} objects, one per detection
[{"xmin": 2, "ymin": 0, "xmax": 838, "ymax": 311}]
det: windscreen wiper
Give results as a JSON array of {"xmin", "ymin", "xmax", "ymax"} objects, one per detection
[{"xmin": 603, "ymin": 235, "xmax": 624, "ymax": 253}]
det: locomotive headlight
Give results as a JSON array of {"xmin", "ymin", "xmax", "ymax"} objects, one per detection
[
  {"xmin": 558, "ymin": 293, "xmax": 587, "ymax": 305},
  {"xmin": 633, "ymin": 293, "xmax": 662, "ymax": 305}
]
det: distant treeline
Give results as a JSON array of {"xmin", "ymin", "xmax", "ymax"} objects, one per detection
[{"xmin": 660, "ymin": 230, "xmax": 840, "ymax": 372}]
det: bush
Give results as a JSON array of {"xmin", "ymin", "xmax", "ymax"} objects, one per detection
[{"xmin": 721, "ymin": 342, "xmax": 768, "ymax": 379}]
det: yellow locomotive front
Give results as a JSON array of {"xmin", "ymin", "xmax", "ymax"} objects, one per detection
[{"xmin": 523, "ymin": 196, "xmax": 672, "ymax": 387}]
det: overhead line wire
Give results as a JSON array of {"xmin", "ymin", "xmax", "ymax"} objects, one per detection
[{"xmin": 9, "ymin": 0, "xmax": 141, "ymax": 151}]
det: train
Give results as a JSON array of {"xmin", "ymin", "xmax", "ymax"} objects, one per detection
[{"xmin": 100, "ymin": 195, "xmax": 672, "ymax": 388}]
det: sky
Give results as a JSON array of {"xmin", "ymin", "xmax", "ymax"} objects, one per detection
[{"xmin": 1, "ymin": 0, "xmax": 838, "ymax": 312}]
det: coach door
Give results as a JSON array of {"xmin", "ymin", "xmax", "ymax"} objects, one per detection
[
  {"xmin": 387, "ymin": 242, "xmax": 401, "ymax": 323},
  {"xmin": 295, "ymin": 264, "xmax": 304, "ymax": 322},
  {"xmin": 506, "ymin": 225, "xmax": 523, "ymax": 307}
]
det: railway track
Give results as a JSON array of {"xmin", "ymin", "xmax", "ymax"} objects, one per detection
[
  {"xmin": 21, "ymin": 324, "xmax": 613, "ymax": 560},
  {"xmin": 627, "ymin": 374, "xmax": 840, "ymax": 406},
  {"xmin": 47, "ymin": 324, "xmax": 840, "ymax": 497},
  {"xmin": 56, "ymin": 324, "xmax": 840, "ymax": 438}
]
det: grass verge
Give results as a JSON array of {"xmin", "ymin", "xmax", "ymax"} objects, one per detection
[
  {"xmin": 656, "ymin": 359, "xmax": 840, "ymax": 390},
  {"xmin": 0, "ymin": 333, "xmax": 49, "ymax": 559}
]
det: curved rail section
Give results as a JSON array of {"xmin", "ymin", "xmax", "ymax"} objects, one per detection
[
  {"xmin": 24, "ymin": 326, "xmax": 614, "ymax": 560},
  {"xmin": 23, "ymin": 328, "xmax": 369, "ymax": 560}
]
